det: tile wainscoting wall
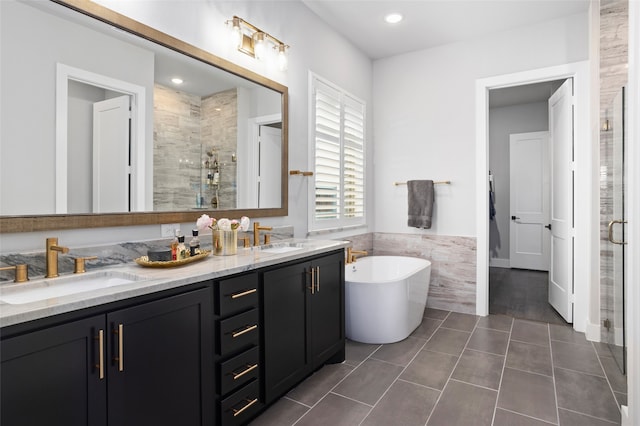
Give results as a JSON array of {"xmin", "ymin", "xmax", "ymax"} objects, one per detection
[{"xmin": 346, "ymin": 233, "xmax": 477, "ymax": 314}]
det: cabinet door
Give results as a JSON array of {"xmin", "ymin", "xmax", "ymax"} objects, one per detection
[
  {"xmin": 107, "ymin": 287, "xmax": 213, "ymax": 426},
  {"xmin": 310, "ymin": 252, "xmax": 345, "ymax": 366},
  {"xmin": 262, "ymin": 261, "xmax": 310, "ymax": 403},
  {"xmin": 1, "ymin": 316, "xmax": 106, "ymax": 426}
]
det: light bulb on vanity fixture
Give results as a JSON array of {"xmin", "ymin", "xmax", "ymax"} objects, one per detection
[{"xmin": 225, "ymin": 15, "xmax": 289, "ymax": 71}]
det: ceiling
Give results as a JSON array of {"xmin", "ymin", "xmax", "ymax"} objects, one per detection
[{"xmin": 301, "ymin": 0, "xmax": 590, "ymax": 60}]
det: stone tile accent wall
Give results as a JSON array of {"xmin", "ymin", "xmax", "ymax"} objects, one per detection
[
  {"xmin": 599, "ymin": 0, "xmax": 628, "ymax": 341},
  {"xmin": 153, "ymin": 84, "xmax": 237, "ymax": 211},
  {"xmin": 344, "ymin": 232, "xmax": 477, "ymax": 314}
]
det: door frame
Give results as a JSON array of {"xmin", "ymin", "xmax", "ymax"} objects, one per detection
[
  {"xmin": 475, "ymin": 61, "xmax": 593, "ymax": 335},
  {"xmin": 55, "ymin": 63, "xmax": 146, "ymax": 213}
]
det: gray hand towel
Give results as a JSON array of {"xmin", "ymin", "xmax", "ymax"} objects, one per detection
[{"xmin": 407, "ymin": 180, "xmax": 434, "ymax": 229}]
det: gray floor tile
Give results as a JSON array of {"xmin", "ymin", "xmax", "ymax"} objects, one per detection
[
  {"xmin": 286, "ymin": 363, "xmax": 354, "ymax": 406},
  {"xmin": 557, "ymin": 408, "xmax": 620, "ymax": 426},
  {"xmin": 294, "ymin": 393, "xmax": 371, "ymax": 426},
  {"xmin": 345, "ymin": 340, "xmax": 380, "ymax": 366},
  {"xmin": 614, "ymin": 392, "xmax": 627, "ymax": 407},
  {"xmin": 493, "ymin": 408, "xmax": 556, "ymax": 425},
  {"xmin": 554, "ymin": 367, "xmax": 620, "ymax": 423},
  {"xmin": 599, "ymin": 355, "xmax": 627, "ymax": 393},
  {"xmin": 552, "ymin": 340, "xmax": 605, "ymax": 376},
  {"xmin": 550, "ymin": 323, "xmax": 590, "ymax": 346},
  {"xmin": 477, "ymin": 314, "xmax": 513, "ymax": 332},
  {"xmin": 248, "ymin": 397, "xmax": 308, "ymax": 426},
  {"xmin": 333, "ymin": 358, "xmax": 403, "ymax": 405},
  {"xmin": 506, "ymin": 340, "xmax": 553, "ymax": 376},
  {"xmin": 593, "ymin": 341, "xmax": 616, "ymax": 358},
  {"xmin": 371, "ymin": 336, "xmax": 425, "ymax": 367},
  {"xmin": 441, "ymin": 311, "xmax": 479, "ymax": 332},
  {"xmin": 427, "ymin": 380, "xmax": 497, "ymax": 426},
  {"xmin": 400, "ymin": 349, "xmax": 459, "ymax": 390},
  {"xmin": 361, "ymin": 380, "xmax": 439, "ymax": 426},
  {"xmin": 410, "ymin": 317, "xmax": 442, "ymax": 340},
  {"xmin": 423, "ymin": 327, "xmax": 470, "ymax": 356},
  {"xmin": 511, "ymin": 319, "xmax": 550, "ymax": 347},
  {"xmin": 451, "ymin": 349, "xmax": 504, "ymax": 389},
  {"xmin": 467, "ymin": 327, "xmax": 510, "ymax": 355},
  {"xmin": 497, "ymin": 367, "xmax": 558, "ymax": 424},
  {"xmin": 424, "ymin": 307, "xmax": 450, "ymax": 320}
]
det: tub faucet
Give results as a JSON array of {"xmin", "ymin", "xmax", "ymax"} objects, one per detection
[
  {"xmin": 45, "ymin": 237, "xmax": 69, "ymax": 278},
  {"xmin": 346, "ymin": 248, "xmax": 368, "ymax": 264}
]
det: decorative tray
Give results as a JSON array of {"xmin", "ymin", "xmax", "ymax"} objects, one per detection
[{"xmin": 134, "ymin": 250, "xmax": 211, "ymax": 268}]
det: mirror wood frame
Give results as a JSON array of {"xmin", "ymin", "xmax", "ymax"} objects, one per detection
[{"xmin": 0, "ymin": 0, "xmax": 288, "ymax": 233}]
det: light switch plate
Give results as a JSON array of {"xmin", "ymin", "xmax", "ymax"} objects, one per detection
[{"xmin": 160, "ymin": 223, "xmax": 181, "ymax": 237}]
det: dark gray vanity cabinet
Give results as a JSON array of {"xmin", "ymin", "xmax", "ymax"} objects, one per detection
[
  {"xmin": 213, "ymin": 273, "xmax": 263, "ymax": 425},
  {"xmin": 0, "ymin": 286, "xmax": 214, "ymax": 426},
  {"xmin": 262, "ymin": 250, "xmax": 345, "ymax": 404}
]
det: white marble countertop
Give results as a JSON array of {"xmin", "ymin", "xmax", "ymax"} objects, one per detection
[{"xmin": 0, "ymin": 239, "xmax": 348, "ymax": 328}]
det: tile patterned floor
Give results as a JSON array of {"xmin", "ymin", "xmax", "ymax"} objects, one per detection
[{"xmin": 250, "ymin": 309, "xmax": 626, "ymax": 426}]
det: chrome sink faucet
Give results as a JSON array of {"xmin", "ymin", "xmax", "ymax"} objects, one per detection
[{"xmin": 45, "ymin": 237, "xmax": 69, "ymax": 278}]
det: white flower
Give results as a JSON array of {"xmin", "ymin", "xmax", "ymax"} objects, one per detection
[
  {"xmin": 217, "ymin": 218, "xmax": 231, "ymax": 231},
  {"xmin": 240, "ymin": 216, "xmax": 250, "ymax": 232},
  {"xmin": 196, "ymin": 214, "xmax": 213, "ymax": 231}
]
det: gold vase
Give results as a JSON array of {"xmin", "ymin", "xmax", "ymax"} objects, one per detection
[{"xmin": 213, "ymin": 229, "xmax": 237, "ymax": 256}]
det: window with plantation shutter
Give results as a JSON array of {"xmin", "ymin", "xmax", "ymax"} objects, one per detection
[{"xmin": 310, "ymin": 75, "xmax": 366, "ymax": 231}]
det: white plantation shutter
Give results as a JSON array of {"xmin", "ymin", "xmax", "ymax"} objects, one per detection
[{"xmin": 311, "ymin": 75, "xmax": 366, "ymax": 230}]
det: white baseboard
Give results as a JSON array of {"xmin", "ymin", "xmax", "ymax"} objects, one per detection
[
  {"xmin": 489, "ymin": 258, "xmax": 510, "ymax": 268},
  {"xmin": 621, "ymin": 405, "xmax": 629, "ymax": 426},
  {"xmin": 585, "ymin": 322, "xmax": 601, "ymax": 342}
]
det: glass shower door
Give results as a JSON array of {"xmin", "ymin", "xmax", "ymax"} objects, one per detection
[{"xmin": 603, "ymin": 87, "xmax": 626, "ymax": 373}]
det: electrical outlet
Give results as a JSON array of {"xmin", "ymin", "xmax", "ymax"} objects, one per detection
[{"xmin": 161, "ymin": 223, "xmax": 181, "ymax": 237}]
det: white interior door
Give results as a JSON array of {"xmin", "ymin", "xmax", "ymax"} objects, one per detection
[
  {"xmin": 509, "ymin": 131, "xmax": 550, "ymax": 271},
  {"xmin": 258, "ymin": 125, "xmax": 282, "ymax": 208},
  {"xmin": 548, "ymin": 79, "xmax": 574, "ymax": 322},
  {"xmin": 92, "ymin": 95, "xmax": 130, "ymax": 213}
]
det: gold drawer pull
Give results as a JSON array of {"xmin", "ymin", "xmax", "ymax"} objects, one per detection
[
  {"xmin": 232, "ymin": 363, "xmax": 258, "ymax": 380},
  {"xmin": 230, "ymin": 288, "xmax": 257, "ymax": 299},
  {"xmin": 231, "ymin": 324, "xmax": 257, "ymax": 338},
  {"xmin": 232, "ymin": 398, "xmax": 258, "ymax": 417},
  {"xmin": 95, "ymin": 329, "xmax": 104, "ymax": 380}
]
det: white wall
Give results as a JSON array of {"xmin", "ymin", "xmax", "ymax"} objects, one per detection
[
  {"xmin": 372, "ymin": 12, "xmax": 588, "ymax": 237},
  {"xmin": 0, "ymin": 0, "xmax": 373, "ymax": 252},
  {"xmin": 488, "ymin": 101, "xmax": 548, "ymax": 263}
]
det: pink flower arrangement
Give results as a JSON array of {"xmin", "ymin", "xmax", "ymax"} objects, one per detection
[{"xmin": 197, "ymin": 214, "xmax": 250, "ymax": 232}]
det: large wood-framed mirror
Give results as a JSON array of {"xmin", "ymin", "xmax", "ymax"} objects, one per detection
[{"xmin": 0, "ymin": 0, "xmax": 288, "ymax": 233}]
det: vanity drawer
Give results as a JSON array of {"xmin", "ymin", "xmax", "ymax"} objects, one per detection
[
  {"xmin": 216, "ymin": 274, "xmax": 259, "ymax": 317},
  {"xmin": 220, "ymin": 379, "xmax": 261, "ymax": 426},
  {"xmin": 219, "ymin": 346, "xmax": 259, "ymax": 396},
  {"xmin": 218, "ymin": 308, "xmax": 259, "ymax": 355}
]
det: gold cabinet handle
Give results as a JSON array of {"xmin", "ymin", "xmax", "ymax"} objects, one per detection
[
  {"xmin": 231, "ymin": 324, "xmax": 257, "ymax": 338},
  {"xmin": 95, "ymin": 329, "xmax": 104, "ymax": 380},
  {"xmin": 114, "ymin": 324, "xmax": 124, "ymax": 372},
  {"xmin": 316, "ymin": 267, "xmax": 320, "ymax": 293},
  {"xmin": 308, "ymin": 268, "xmax": 315, "ymax": 295},
  {"xmin": 231, "ymin": 363, "xmax": 258, "ymax": 380},
  {"xmin": 230, "ymin": 288, "xmax": 257, "ymax": 299},
  {"xmin": 608, "ymin": 219, "xmax": 627, "ymax": 245},
  {"xmin": 232, "ymin": 398, "xmax": 258, "ymax": 417}
]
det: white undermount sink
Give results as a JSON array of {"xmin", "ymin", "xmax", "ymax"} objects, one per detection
[
  {"xmin": 257, "ymin": 242, "xmax": 306, "ymax": 254},
  {"xmin": 0, "ymin": 270, "xmax": 147, "ymax": 305}
]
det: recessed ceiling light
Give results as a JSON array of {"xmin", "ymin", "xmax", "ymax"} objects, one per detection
[
  {"xmin": 384, "ymin": 13, "xmax": 403, "ymax": 24},
  {"xmin": 171, "ymin": 77, "xmax": 183, "ymax": 84}
]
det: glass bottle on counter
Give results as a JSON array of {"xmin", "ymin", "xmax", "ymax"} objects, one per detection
[
  {"xmin": 176, "ymin": 235, "xmax": 187, "ymax": 260},
  {"xmin": 171, "ymin": 230, "xmax": 180, "ymax": 260},
  {"xmin": 189, "ymin": 229, "xmax": 200, "ymax": 256}
]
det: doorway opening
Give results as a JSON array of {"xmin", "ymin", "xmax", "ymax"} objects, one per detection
[{"xmin": 488, "ymin": 80, "xmax": 568, "ymax": 324}]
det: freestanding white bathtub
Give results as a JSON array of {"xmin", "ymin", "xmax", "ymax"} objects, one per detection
[{"xmin": 345, "ymin": 256, "xmax": 431, "ymax": 344}]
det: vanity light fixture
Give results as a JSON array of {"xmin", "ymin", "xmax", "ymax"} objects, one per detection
[{"xmin": 225, "ymin": 16, "xmax": 289, "ymax": 71}]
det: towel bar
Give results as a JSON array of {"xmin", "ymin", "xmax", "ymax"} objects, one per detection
[{"xmin": 394, "ymin": 181, "xmax": 451, "ymax": 186}]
